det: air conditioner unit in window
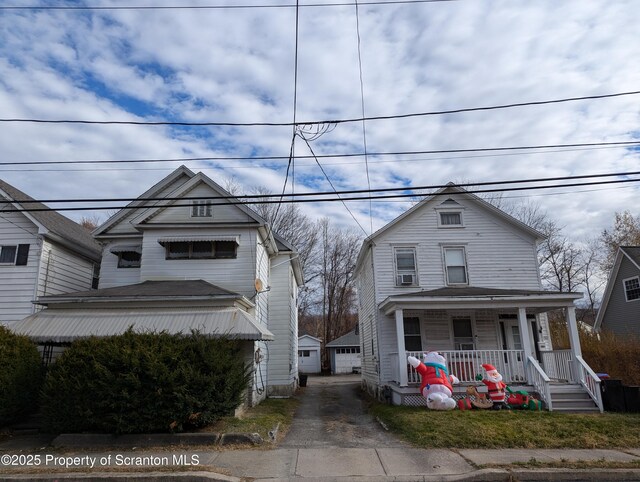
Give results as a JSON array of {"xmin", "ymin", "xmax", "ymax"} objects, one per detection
[{"xmin": 397, "ymin": 274, "xmax": 415, "ymax": 285}]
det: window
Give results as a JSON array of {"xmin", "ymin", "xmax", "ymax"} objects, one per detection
[
  {"xmin": 403, "ymin": 317, "xmax": 422, "ymax": 351},
  {"xmin": 298, "ymin": 350, "xmax": 310, "ymax": 357},
  {"xmin": 395, "ymin": 247, "xmax": 417, "ymax": 286},
  {"xmin": 0, "ymin": 245, "xmax": 17, "ymax": 264},
  {"xmin": 191, "ymin": 200, "xmax": 212, "ymax": 217},
  {"xmin": 624, "ymin": 276, "xmax": 640, "ymax": 302},
  {"xmin": 165, "ymin": 241, "xmax": 237, "ymax": 260},
  {"xmin": 439, "ymin": 211, "xmax": 462, "ymax": 226},
  {"xmin": 0, "ymin": 244, "xmax": 29, "ymax": 265},
  {"xmin": 444, "ymin": 247, "xmax": 468, "ymax": 285},
  {"xmin": 117, "ymin": 251, "xmax": 141, "ymax": 268},
  {"xmin": 452, "ymin": 317, "xmax": 474, "ymax": 350}
]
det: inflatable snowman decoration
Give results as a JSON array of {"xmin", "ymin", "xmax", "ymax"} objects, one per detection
[{"xmin": 408, "ymin": 352, "xmax": 459, "ymax": 410}]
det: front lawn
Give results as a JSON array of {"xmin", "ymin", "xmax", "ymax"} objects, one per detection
[{"xmin": 371, "ymin": 403, "xmax": 640, "ymax": 449}]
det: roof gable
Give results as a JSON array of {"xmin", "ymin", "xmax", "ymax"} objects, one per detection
[
  {"xmin": 0, "ymin": 179, "xmax": 101, "ymax": 259},
  {"xmin": 594, "ymin": 246, "xmax": 640, "ymax": 330}
]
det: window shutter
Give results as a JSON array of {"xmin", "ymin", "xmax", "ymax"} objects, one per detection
[{"xmin": 15, "ymin": 244, "xmax": 30, "ymax": 265}]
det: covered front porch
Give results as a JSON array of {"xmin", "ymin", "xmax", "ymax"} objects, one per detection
[{"xmin": 380, "ymin": 287, "xmax": 603, "ymax": 412}]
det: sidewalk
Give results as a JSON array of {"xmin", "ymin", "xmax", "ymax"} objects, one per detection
[{"xmin": 1, "ymin": 434, "xmax": 640, "ymax": 481}]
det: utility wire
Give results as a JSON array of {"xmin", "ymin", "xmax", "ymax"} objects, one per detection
[
  {"xmin": 6, "ymin": 170, "xmax": 640, "ymax": 205},
  {"xmin": 297, "ymin": 132, "xmax": 369, "ymax": 236},
  {"xmin": 2, "ymin": 140, "xmax": 639, "ymax": 167},
  {"xmin": 3, "ymin": 177, "xmax": 640, "ymax": 214},
  {"xmin": 3, "ymin": 90, "xmax": 639, "ymax": 127},
  {"xmin": 354, "ymin": 0, "xmax": 373, "ymax": 233},
  {"xmin": 1, "ymin": 1, "xmax": 460, "ymax": 11}
]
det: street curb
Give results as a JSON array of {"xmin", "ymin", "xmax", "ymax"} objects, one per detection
[
  {"xmin": 0, "ymin": 472, "xmax": 241, "ymax": 482},
  {"xmin": 52, "ymin": 433, "xmax": 263, "ymax": 449}
]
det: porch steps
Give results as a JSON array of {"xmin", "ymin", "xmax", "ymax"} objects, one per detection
[{"xmin": 549, "ymin": 383, "xmax": 599, "ymax": 412}]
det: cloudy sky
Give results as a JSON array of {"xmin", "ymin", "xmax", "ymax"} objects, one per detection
[{"xmin": 1, "ymin": 0, "xmax": 639, "ymax": 240}]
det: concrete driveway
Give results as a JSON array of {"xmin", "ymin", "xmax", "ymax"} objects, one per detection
[{"xmin": 281, "ymin": 373, "xmax": 408, "ymax": 448}]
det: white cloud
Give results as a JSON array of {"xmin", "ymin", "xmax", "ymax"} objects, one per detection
[{"xmin": 0, "ymin": 0, "xmax": 638, "ymax": 238}]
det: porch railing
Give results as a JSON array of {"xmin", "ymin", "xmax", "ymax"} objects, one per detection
[
  {"xmin": 404, "ymin": 350, "xmax": 527, "ymax": 385},
  {"xmin": 527, "ymin": 355, "xmax": 552, "ymax": 411},
  {"xmin": 576, "ymin": 356, "xmax": 603, "ymax": 412},
  {"xmin": 540, "ymin": 350, "xmax": 575, "ymax": 381}
]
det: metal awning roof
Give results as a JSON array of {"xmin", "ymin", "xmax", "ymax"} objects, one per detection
[
  {"xmin": 157, "ymin": 236, "xmax": 239, "ymax": 244},
  {"xmin": 10, "ymin": 307, "xmax": 273, "ymax": 343},
  {"xmin": 109, "ymin": 245, "xmax": 142, "ymax": 254}
]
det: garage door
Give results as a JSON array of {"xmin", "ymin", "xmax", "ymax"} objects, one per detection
[
  {"xmin": 298, "ymin": 349, "xmax": 321, "ymax": 373},
  {"xmin": 335, "ymin": 348, "xmax": 361, "ymax": 374}
]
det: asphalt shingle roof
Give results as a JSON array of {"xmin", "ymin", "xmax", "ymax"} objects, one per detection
[{"xmin": 0, "ymin": 179, "xmax": 102, "ymax": 259}]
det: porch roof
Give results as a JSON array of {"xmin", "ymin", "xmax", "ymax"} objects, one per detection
[{"xmin": 379, "ymin": 286, "xmax": 582, "ymax": 315}]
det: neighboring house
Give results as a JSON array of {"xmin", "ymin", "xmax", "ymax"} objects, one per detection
[
  {"xmin": 355, "ymin": 183, "xmax": 602, "ymax": 412},
  {"xmin": 326, "ymin": 329, "xmax": 362, "ymax": 374},
  {"xmin": 0, "ymin": 179, "xmax": 101, "ymax": 336},
  {"xmin": 298, "ymin": 334, "xmax": 322, "ymax": 374},
  {"xmin": 594, "ymin": 246, "xmax": 640, "ymax": 336},
  {"xmin": 11, "ymin": 166, "xmax": 303, "ymax": 405}
]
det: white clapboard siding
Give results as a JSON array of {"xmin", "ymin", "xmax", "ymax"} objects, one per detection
[
  {"xmin": 0, "ymin": 211, "xmax": 41, "ymax": 325},
  {"xmin": 138, "ymin": 228, "xmax": 257, "ymax": 298},
  {"xmin": 36, "ymin": 241, "xmax": 96, "ymax": 296},
  {"xmin": 98, "ymin": 240, "xmax": 143, "ymax": 289},
  {"xmin": 356, "ymin": 248, "xmax": 380, "ymax": 388},
  {"xmin": 266, "ymin": 254, "xmax": 297, "ymax": 393},
  {"xmin": 372, "ymin": 197, "xmax": 541, "ymax": 302}
]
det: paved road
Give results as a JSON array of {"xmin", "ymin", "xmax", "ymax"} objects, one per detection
[{"xmin": 281, "ymin": 374, "xmax": 408, "ymax": 448}]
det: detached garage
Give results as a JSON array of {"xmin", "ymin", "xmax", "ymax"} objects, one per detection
[
  {"xmin": 298, "ymin": 334, "xmax": 322, "ymax": 374},
  {"xmin": 326, "ymin": 329, "xmax": 361, "ymax": 374}
]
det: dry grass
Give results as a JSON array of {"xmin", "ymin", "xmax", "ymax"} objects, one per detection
[{"xmin": 551, "ymin": 319, "xmax": 640, "ymax": 385}]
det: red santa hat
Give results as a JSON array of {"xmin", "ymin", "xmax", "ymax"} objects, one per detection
[{"xmin": 482, "ymin": 364, "xmax": 497, "ymax": 371}]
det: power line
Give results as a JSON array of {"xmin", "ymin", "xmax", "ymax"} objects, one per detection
[
  {"xmin": 3, "ymin": 90, "xmax": 639, "ymax": 128},
  {"xmin": 1, "ymin": 1, "xmax": 459, "ymax": 11},
  {"xmin": 2, "ymin": 140, "xmax": 639, "ymax": 167},
  {"xmin": 3, "ymin": 177, "xmax": 639, "ymax": 214},
  {"xmin": 6, "ymin": 169, "xmax": 640, "ymax": 205}
]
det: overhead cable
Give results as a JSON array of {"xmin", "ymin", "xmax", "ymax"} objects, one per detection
[{"xmin": 2, "ymin": 90, "xmax": 639, "ymax": 127}]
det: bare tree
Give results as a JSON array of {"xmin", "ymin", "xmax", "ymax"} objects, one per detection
[
  {"xmin": 600, "ymin": 210, "xmax": 640, "ymax": 271},
  {"xmin": 79, "ymin": 214, "xmax": 102, "ymax": 232}
]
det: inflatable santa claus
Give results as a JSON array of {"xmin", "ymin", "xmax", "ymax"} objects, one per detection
[
  {"xmin": 408, "ymin": 352, "xmax": 459, "ymax": 410},
  {"xmin": 481, "ymin": 363, "xmax": 507, "ymax": 410}
]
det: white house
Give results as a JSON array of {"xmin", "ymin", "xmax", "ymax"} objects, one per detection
[
  {"xmin": 0, "ymin": 179, "xmax": 102, "ymax": 360},
  {"xmin": 298, "ymin": 334, "xmax": 322, "ymax": 374},
  {"xmin": 355, "ymin": 183, "xmax": 602, "ymax": 412},
  {"xmin": 11, "ymin": 166, "xmax": 303, "ymax": 404}
]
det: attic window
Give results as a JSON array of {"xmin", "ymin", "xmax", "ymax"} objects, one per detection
[
  {"xmin": 624, "ymin": 276, "xmax": 640, "ymax": 302},
  {"xmin": 191, "ymin": 200, "xmax": 212, "ymax": 217},
  {"xmin": 439, "ymin": 212, "xmax": 462, "ymax": 226}
]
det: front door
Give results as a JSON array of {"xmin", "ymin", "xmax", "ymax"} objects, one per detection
[{"xmin": 502, "ymin": 320, "xmax": 526, "ymax": 382}]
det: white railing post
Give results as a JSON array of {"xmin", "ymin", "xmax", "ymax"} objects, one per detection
[
  {"xmin": 566, "ymin": 306, "xmax": 582, "ymax": 383},
  {"xmin": 527, "ymin": 356, "xmax": 552, "ymax": 411},
  {"xmin": 395, "ymin": 309, "xmax": 408, "ymax": 387}
]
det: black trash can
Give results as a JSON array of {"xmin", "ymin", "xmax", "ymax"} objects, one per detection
[
  {"xmin": 299, "ymin": 374, "xmax": 308, "ymax": 387},
  {"xmin": 623, "ymin": 386, "xmax": 640, "ymax": 413},
  {"xmin": 601, "ymin": 379, "xmax": 626, "ymax": 412}
]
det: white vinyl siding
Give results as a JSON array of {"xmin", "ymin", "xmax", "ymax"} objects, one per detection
[
  {"xmin": 267, "ymin": 255, "xmax": 298, "ymax": 395},
  {"xmin": 371, "ymin": 197, "xmax": 541, "ymax": 301},
  {"xmin": 0, "ymin": 210, "xmax": 40, "ymax": 325},
  {"xmin": 36, "ymin": 241, "xmax": 96, "ymax": 297},
  {"xmin": 356, "ymin": 248, "xmax": 381, "ymax": 389},
  {"xmin": 99, "ymin": 240, "xmax": 143, "ymax": 289}
]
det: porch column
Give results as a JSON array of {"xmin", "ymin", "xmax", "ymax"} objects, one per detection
[
  {"xmin": 517, "ymin": 307, "xmax": 534, "ymax": 360},
  {"xmin": 566, "ymin": 305, "xmax": 582, "ymax": 382},
  {"xmin": 395, "ymin": 308, "xmax": 408, "ymax": 387}
]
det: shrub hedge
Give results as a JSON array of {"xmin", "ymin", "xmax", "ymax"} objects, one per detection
[
  {"xmin": 0, "ymin": 326, "xmax": 43, "ymax": 426},
  {"xmin": 41, "ymin": 330, "xmax": 251, "ymax": 434}
]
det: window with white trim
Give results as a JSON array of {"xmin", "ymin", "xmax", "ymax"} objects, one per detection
[
  {"xmin": 0, "ymin": 244, "xmax": 29, "ymax": 265},
  {"xmin": 191, "ymin": 200, "xmax": 212, "ymax": 217},
  {"xmin": 439, "ymin": 211, "xmax": 462, "ymax": 227},
  {"xmin": 117, "ymin": 251, "xmax": 141, "ymax": 268},
  {"xmin": 165, "ymin": 241, "xmax": 237, "ymax": 260},
  {"xmin": 452, "ymin": 316, "xmax": 475, "ymax": 350},
  {"xmin": 395, "ymin": 247, "xmax": 417, "ymax": 286},
  {"xmin": 624, "ymin": 276, "xmax": 640, "ymax": 302},
  {"xmin": 443, "ymin": 247, "xmax": 468, "ymax": 285},
  {"xmin": 403, "ymin": 317, "xmax": 422, "ymax": 351}
]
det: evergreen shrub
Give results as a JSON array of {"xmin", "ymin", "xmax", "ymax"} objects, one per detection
[
  {"xmin": 41, "ymin": 330, "xmax": 251, "ymax": 434},
  {"xmin": 0, "ymin": 326, "xmax": 43, "ymax": 426}
]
